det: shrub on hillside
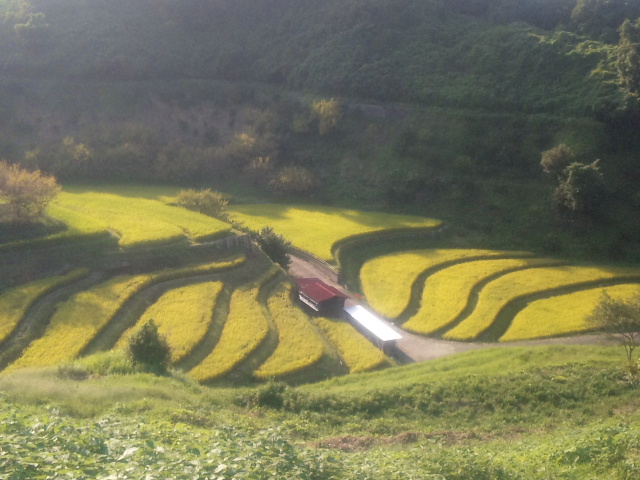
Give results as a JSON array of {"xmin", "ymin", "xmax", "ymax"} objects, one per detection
[
  {"xmin": 268, "ymin": 166, "xmax": 318, "ymax": 196},
  {"xmin": 176, "ymin": 188, "xmax": 229, "ymax": 221},
  {"xmin": 0, "ymin": 161, "xmax": 61, "ymax": 222},
  {"xmin": 127, "ymin": 319, "xmax": 171, "ymax": 375},
  {"xmin": 256, "ymin": 226, "xmax": 291, "ymax": 269}
]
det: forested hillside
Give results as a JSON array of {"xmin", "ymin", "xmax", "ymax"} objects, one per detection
[
  {"xmin": 1, "ymin": 0, "xmax": 640, "ymax": 260},
  {"xmin": 0, "ymin": 0, "xmax": 633, "ymax": 112}
]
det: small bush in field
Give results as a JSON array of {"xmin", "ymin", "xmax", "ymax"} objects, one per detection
[
  {"xmin": 176, "ymin": 188, "xmax": 229, "ymax": 221},
  {"xmin": 128, "ymin": 319, "xmax": 171, "ymax": 375}
]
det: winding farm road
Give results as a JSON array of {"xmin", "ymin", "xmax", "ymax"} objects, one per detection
[{"xmin": 287, "ymin": 254, "xmax": 615, "ymax": 363}]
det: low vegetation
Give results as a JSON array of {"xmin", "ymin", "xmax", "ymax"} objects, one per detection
[{"xmin": 1, "ymin": 346, "xmax": 639, "ymax": 479}]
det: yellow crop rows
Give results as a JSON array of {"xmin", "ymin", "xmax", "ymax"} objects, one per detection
[
  {"xmin": 117, "ymin": 282, "xmax": 223, "ymax": 362},
  {"xmin": 314, "ymin": 317, "xmax": 386, "ymax": 373},
  {"xmin": 501, "ymin": 283, "xmax": 640, "ymax": 341},
  {"xmin": 230, "ymin": 204, "xmax": 440, "ymax": 261},
  {"xmin": 52, "ymin": 189, "xmax": 231, "ymax": 248},
  {"xmin": 404, "ymin": 258, "xmax": 554, "ymax": 335},
  {"xmin": 5, "ymin": 258, "xmax": 243, "ymax": 371},
  {"xmin": 0, "ymin": 269, "xmax": 88, "ymax": 343},
  {"xmin": 254, "ymin": 287, "xmax": 324, "ymax": 379},
  {"xmin": 444, "ymin": 265, "xmax": 640, "ymax": 341},
  {"xmin": 361, "ymin": 249, "xmax": 521, "ymax": 319},
  {"xmin": 189, "ymin": 287, "xmax": 269, "ymax": 382},
  {"xmin": 7, "ymin": 274, "xmax": 152, "ymax": 370}
]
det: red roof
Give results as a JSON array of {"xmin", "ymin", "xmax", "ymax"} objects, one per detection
[{"xmin": 295, "ymin": 278, "xmax": 347, "ymax": 303}]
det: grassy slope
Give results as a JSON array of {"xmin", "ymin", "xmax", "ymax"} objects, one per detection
[{"xmin": 0, "ymin": 345, "xmax": 638, "ymax": 479}]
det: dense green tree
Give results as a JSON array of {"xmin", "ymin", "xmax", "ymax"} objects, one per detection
[
  {"xmin": 540, "ymin": 144, "xmax": 576, "ymax": 178},
  {"xmin": 127, "ymin": 319, "xmax": 171, "ymax": 375},
  {"xmin": 617, "ymin": 18, "xmax": 640, "ymax": 97},
  {"xmin": 554, "ymin": 160, "xmax": 605, "ymax": 214},
  {"xmin": 256, "ymin": 226, "xmax": 291, "ymax": 269}
]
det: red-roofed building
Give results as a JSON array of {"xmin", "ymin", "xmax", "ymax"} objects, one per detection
[{"xmin": 295, "ymin": 278, "xmax": 348, "ymax": 314}]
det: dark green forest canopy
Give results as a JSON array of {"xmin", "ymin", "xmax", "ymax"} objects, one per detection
[{"xmin": 0, "ymin": 0, "xmax": 637, "ymax": 114}]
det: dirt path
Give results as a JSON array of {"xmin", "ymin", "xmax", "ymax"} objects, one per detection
[{"xmin": 287, "ymin": 254, "xmax": 615, "ymax": 363}]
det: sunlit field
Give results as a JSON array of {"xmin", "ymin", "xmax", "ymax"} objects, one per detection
[
  {"xmin": 314, "ymin": 317, "xmax": 387, "ymax": 373},
  {"xmin": 7, "ymin": 274, "xmax": 153, "ymax": 371},
  {"xmin": 403, "ymin": 258, "xmax": 553, "ymax": 335},
  {"xmin": 444, "ymin": 265, "xmax": 640, "ymax": 341},
  {"xmin": 361, "ymin": 249, "xmax": 523, "ymax": 319},
  {"xmin": 230, "ymin": 204, "xmax": 441, "ymax": 260},
  {"xmin": 501, "ymin": 283, "xmax": 640, "ymax": 341},
  {"xmin": 47, "ymin": 186, "xmax": 230, "ymax": 248},
  {"xmin": 188, "ymin": 286, "xmax": 269, "ymax": 382},
  {"xmin": 0, "ymin": 269, "xmax": 88, "ymax": 343},
  {"xmin": 254, "ymin": 286, "xmax": 325, "ymax": 379},
  {"xmin": 117, "ymin": 282, "xmax": 223, "ymax": 362}
]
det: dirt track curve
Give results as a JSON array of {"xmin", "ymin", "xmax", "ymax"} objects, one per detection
[{"xmin": 287, "ymin": 254, "xmax": 615, "ymax": 363}]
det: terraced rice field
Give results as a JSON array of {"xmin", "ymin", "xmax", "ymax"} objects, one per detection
[
  {"xmin": 0, "ymin": 269, "xmax": 88, "ymax": 343},
  {"xmin": 230, "ymin": 204, "xmax": 441, "ymax": 261},
  {"xmin": 403, "ymin": 258, "xmax": 558, "ymax": 335},
  {"xmin": 361, "ymin": 248, "xmax": 640, "ymax": 342},
  {"xmin": 314, "ymin": 317, "xmax": 387, "ymax": 373},
  {"xmin": 47, "ymin": 187, "xmax": 231, "ymax": 248},
  {"xmin": 117, "ymin": 282, "xmax": 223, "ymax": 362},
  {"xmin": 6, "ymin": 274, "xmax": 153, "ymax": 371},
  {"xmin": 361, "ymin": 249, "xmax": 527, "ymax": 319},
  {"xmin": 254, "ymin": 286, "xmax": 326, "ymax": 379},
  {"xmin": 0, "ymin": 252, "xmax": 389, "ymax": 382},
  {"xmin": 188, "ymin": 286, "xmax": 269, "ymax": 382},
  {"xmin": 501, "ymin": 284, "xmax": 640, "ymax": 342}
]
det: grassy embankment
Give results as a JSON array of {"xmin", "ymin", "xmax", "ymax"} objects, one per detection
[{"xmin": 0, "ymin": 345, "xmax": 638, "ymax": 479}]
